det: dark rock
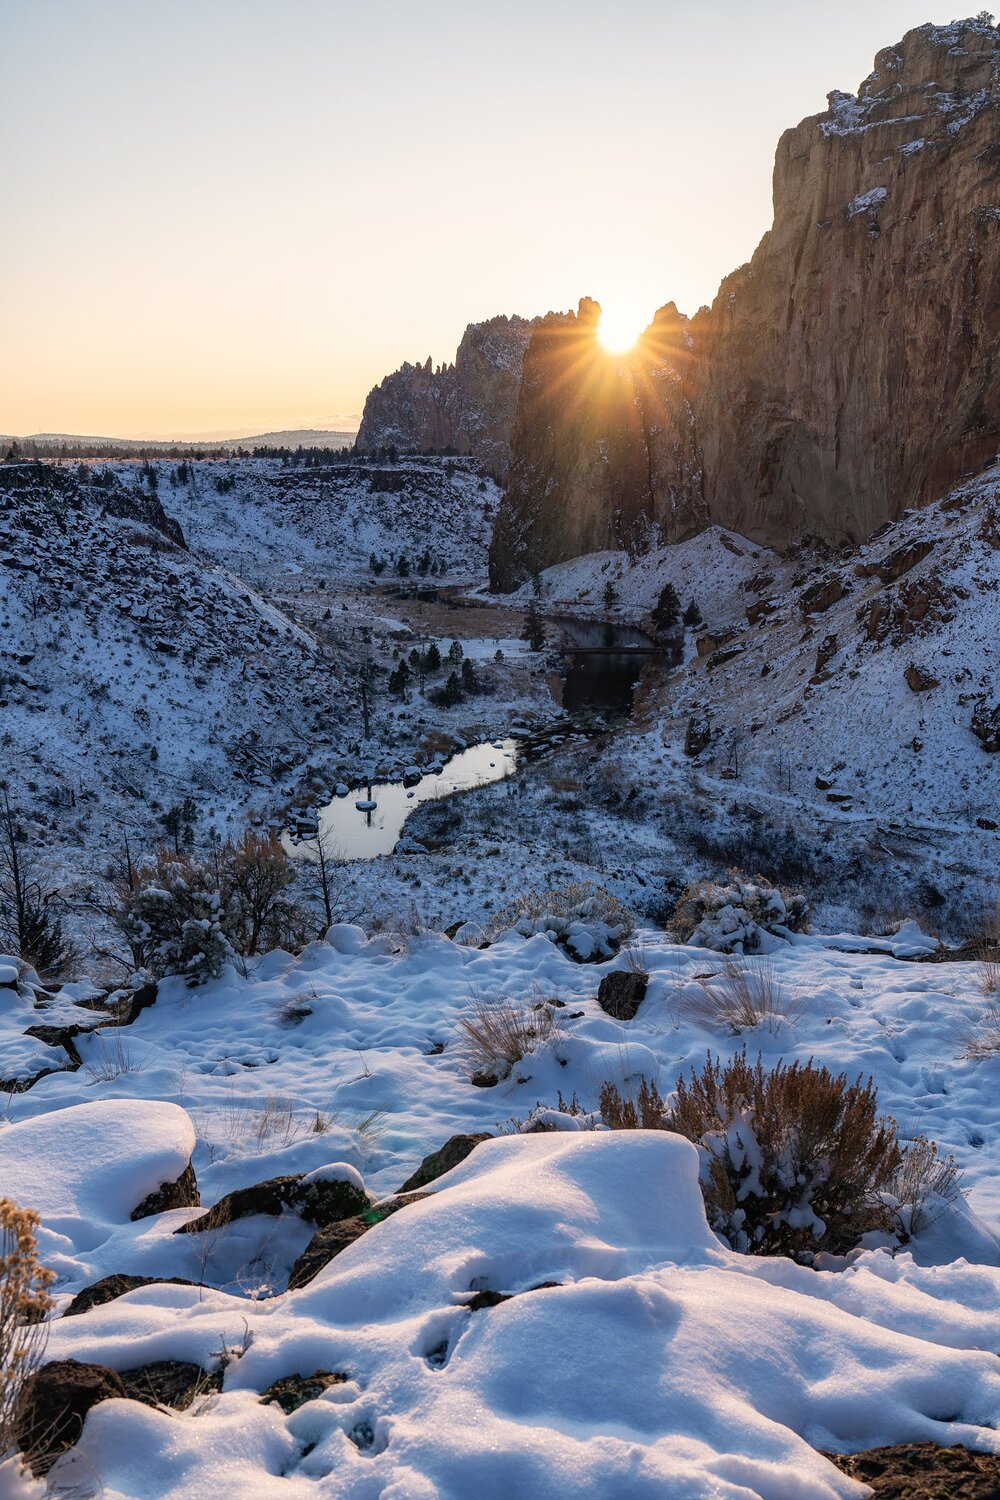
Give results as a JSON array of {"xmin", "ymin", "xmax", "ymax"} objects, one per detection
[
  {"xmin": 22, "ymin": 1023, "xmax": 92, "ymax": 1068},
  {"xmin": 119, "ymin": 1360, "xmax": 221, "ymax": 1411},
  {"xmin": 63, "ymin": 1273, "xmax": 197, "ymax": 1318},
  {"xmin": 859, "ymin": 538, "xmax": 936, "ymax": 584},
  {"xmin": 398, "ymin": 1133, "xmax": 491, "ymax": 1193},
  {"xmin": 971, "ymin": 702, "xmax": 1000, "ymax": 753},
  {"xmin": 131, "ymin": 1160, "xmax": 200, "ymax": 1221},
  {"xmin": 684, "ymin": 714, "xmax": 713, "ymax": 757},
  {"xmin": 287, "ymin": 1192, "xmax": 429, "ymax": 1290},
  {"xmin": 596, "ymin": 969, "xmax": 648, "ymax": 1021},
  {"xmin": 176, "ymin": 1171, "xmax": 369, "ymax": 1236},
  {"xmin": 799, "ymin": 575, "xmax": 844, "ymax": 615},
  {"xmin": 261, "ymin": 1371, "xmax": 347, "ymax": 1413},
  {"xmin": 15, "ymin": 1359, "xmax": 126, "ymax": 1474},
  {"xmin": 827, "ymin": 1440, "xmax": 1000, "ymax": 1497},
  {"xmin": 905, "ymin": 663, "xmax": 939, "ymax": 692},
  {"xmin": 287, "ymin": 1217, "xmax": 370, "ymax": 1290}
]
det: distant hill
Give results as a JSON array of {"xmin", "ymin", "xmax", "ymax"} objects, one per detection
[{"xmin": 1, "ymin": 428, "xmax": 357, "ymax": 458}]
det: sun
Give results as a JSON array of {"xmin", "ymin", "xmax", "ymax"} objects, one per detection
[{"xmin": 597, "ymin": 303, "xmax": 648, "ymax": 354}]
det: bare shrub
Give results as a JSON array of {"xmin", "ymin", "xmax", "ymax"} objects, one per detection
[
  {"xmin": 1, "ymin": 1199, "xmax": 55, "ymax": 1457},
  {"xmin": 457, "ymin": 996, "xmax": 554, "ymax": 1083},
  {"xmin": 891, "ymin": 1136, "xmax": 962, "ymax": 1239},
  {"xmin": 687, "ymin": 958, "xmax": 811, "ymax": 1036},
  {"xmin": 961, "ymin": 998, "xmax": 1000, "ymax": 1059},
  {"xmin": 599, "ymin": 1075, "xmax": 668, "ymax": 1131},
  {"xmin": 0, "ymin": 788, "xmax": 77, "ymax": 981},
  {"xmin": 219, "ymin": 832, "xmax": 304, "ymax": 958},
  {"xmin": 668, "ymin": 1049, "xmax": 901, "ymax": 1259},
  {"xmin": 83, "ymin": 1028, "xmax": 150, "ymax": 1084}
]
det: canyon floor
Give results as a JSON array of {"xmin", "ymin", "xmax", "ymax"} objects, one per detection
[{"xmin": 1, "ymin": 453, "xmax": 998, "ymax": 1498}]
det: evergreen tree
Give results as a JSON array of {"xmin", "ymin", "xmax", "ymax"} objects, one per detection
[
  {"xmin": 461, "ymin": 657, "xmax": 477, "ymax": 693},
  {"xmin": 603, "ymin": 579, "xmax": 618, "ymax": 611},
  {"xmin": 388, "ymin": 660, "xmax": 410, "ymax": 698},
  {"xmin": 447, "ymin": 639, "xmax": 463, "ymax": 665},
  {"xmin": 522, "ymin": 598, "xmax": 546, "ymax": 652},
  {"xmin": 652, "ymin": 582, "xmax": 681, "ymax": 631},
  {"xmin": 683, "ymin": 598, "xmax": 703, "ymax": 628},
  {"xmin": 425, "ymin": 642, "xmax": 442, "ymax": 672}
]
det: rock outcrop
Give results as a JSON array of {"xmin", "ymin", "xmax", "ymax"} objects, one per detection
[
  {"xmin": 355, "ymin": 314, "xmax": 538, "ymax": 479},
  {"xmin": 485, "ymin": 18, "xmax": 1000, "ymax": 588}
]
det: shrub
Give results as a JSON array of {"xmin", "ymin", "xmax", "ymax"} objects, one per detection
[
  {"xmin": 115, "ymin": 835, "xmax": 306, "ymax": 984},
  {"xmin": 670, "ymin": 871, "xmax": 808, "ymax": 954},
  {"xmin": 961, "ymin": 997, "xmax": 1000, "ymax": 1060},
  {"xmin": 116, "ymin": 851, "xmax": 229, "ymax": 985},
  {"xmin": 485, "ymin": 881, "xmax": 634, "ymax": 962},
  {"xmin": 219, "ymin": 832, "xmax": 305, "ymax": 958},
  {"xmin": 599, "ymin": 1076, "xmax": 668, "ymax": 1130},
  {"xmin": 457, "ymin": 996, "xmax": 554, "ymax": 1084},
  {"xmin": 0, "ymin": 1199, "xmax": 54, "ymax": 1459},
  {"xmin": 687, "ymin": 958, "xmax": 810, "ymax": 1035},
  {"xmin": 889, "ymin": 1136, "xmax": 962, "ymax": 1240},
  {"xmin": 668, "ymin": 1049, "xmax": 901, "ymax": 1259}
]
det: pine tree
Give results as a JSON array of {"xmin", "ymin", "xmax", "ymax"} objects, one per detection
[
  {"xmin": 652, "ymin": 583, "xmax": 681, "ymax": 631},
  {"xmin": 683, "ymin": 598, "xmax": 703, "ymax": 628},
  {"xmin": 448, "ymin": 639, "xmax": 464, "ymax": 665},
  {"xmin": 425, "ymin": 642, "xmax": 442, "ymax": 672},
  {"xmin": 603, "ymin": 579, "xmax": 618, "ymax": 611},
  {"xmin": 522, "ymin": 599, "xmax": 546, "ymax": 651}
]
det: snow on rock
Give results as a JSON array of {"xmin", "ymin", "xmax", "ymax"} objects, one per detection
[
  {"xmin": 0, "ymin": 1100, "xmax": 195, "ymax": 1252},
  {"xmin": 43, "ymin": 1132, "xmax": 1000, "ymax": 1499}
]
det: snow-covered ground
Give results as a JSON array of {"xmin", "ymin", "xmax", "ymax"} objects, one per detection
[{"xmin": 2, "ymin": 920, "xmax": 1000, "ymax": 1496}]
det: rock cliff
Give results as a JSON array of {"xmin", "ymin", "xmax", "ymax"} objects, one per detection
[
  {"xmin": 487, "ymin": 17, "xmax": 1000, "ymax": 587},
  {"xmin": 355, "ymin": 314, "xmax": 537, "ymax": 479},
  {"xmin": 489, "ymin": 299, "xmax": 705, "ymax": 588}
]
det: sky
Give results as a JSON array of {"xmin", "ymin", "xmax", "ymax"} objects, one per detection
[{"xmin": 0, "ymin": 0, "xmax": 963, "ymax": 439}]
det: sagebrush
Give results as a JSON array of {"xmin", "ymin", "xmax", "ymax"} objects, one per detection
[
  {"xmin": 668, "ymin": 1049, "xmax": 901, "ymax": 1259},
  {"xmin": 0, "ymin": 1198, "xmax": 54, "ymax": 1459}
]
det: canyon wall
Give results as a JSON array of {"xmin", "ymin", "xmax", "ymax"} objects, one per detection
[
  {"xmin": 358, "ymin": 20, "xmax": 1000, "ymax": 589},
  {"xmin": 694, "ymin": 16, "xmax": 1000, "ymax": 547}
]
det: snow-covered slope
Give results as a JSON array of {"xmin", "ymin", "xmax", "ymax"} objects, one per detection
[
  {"xmin": 158, "ymin": 456, "xmax": 498, "ymax": 587},
  {"xmin": 514, "ymin": 465, "xmax": 1000, "ymax": 838},
  {"xmin": 3, "ymin": 921, "xmax": 1000, "ymax": 1495},
  {"xmin": 0, "ymin": 462, "xmax": 346, "ymax": 845}
]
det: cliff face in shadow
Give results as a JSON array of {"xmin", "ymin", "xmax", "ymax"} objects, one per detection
[
  {"xmin": 487, "ymin": 18, "xmax": 1000, "ymax": 588},
  {"xmin": 489, "ymin": 299, "xmax": 705, "ymax": 590}
]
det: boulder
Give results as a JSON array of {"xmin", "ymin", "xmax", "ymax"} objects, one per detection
[
  {"xmin": 904, "ymin": 663, "xmax": 939, "ymax": 692},
  {"xmin": 119, "ymin": 1360, "xmax": 221, "ymax": 1411},
  {"xmin": 62, "ymin": 1273, "xmax": 197, "ymax": 1317},
  {"xmin": 287, "ymin": 1193, "xmax": 429, "ymax": 1289},
  {"xmin": 261, "ymin": 1371, "xmax": 347, "ymax": 1413},
  {"xmin": 398, "ymin": 1133, "xmax": 491, "ymax": 1193},
  {"xmin": 176, "ymin": 1168, "xmax": 369, "ymax": 1235},
  {"xmin": 596, "ymin": 969, "xmax": 649, "ymax": 1021},
  {"xmin": 131, "ymin": 1160, "xmax": 200, "ymax": 1220},
  {"xmin": 15, "ymin": 1360, "xmax": 126, "ymax": 1474},
  {"xmin": 827, "ymin": 1440, "xmax": 1000, "ymax": 1498},
  {"xmin": 971, "ymin": 702, "xmax": 1000, "ymax": 753}
]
